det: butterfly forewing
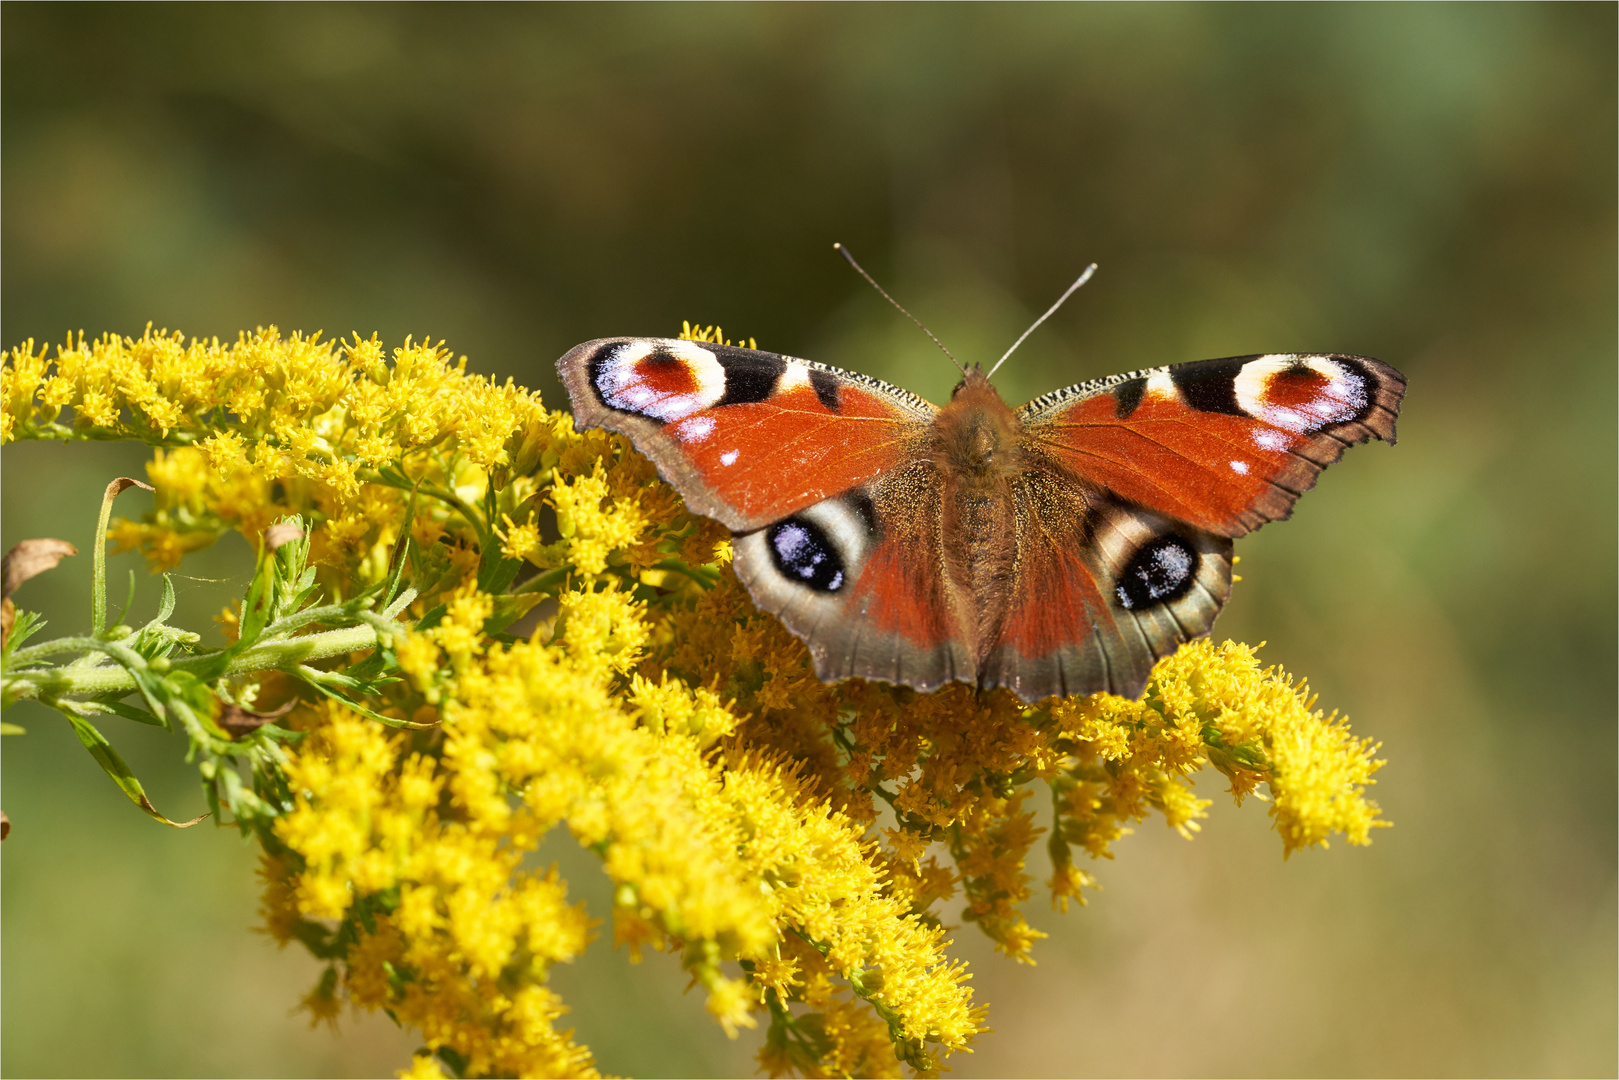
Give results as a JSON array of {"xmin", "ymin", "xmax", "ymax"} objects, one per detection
[
  {"xmin": 557, "ymin": 338, "xmax": 934, "ymax": 531},
  {"xmin": 1018, "ymin": 353, "xmax": 1405, "ymax": 538}
]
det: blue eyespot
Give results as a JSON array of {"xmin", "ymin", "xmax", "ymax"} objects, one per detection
[
  {"xmin": 767, "ymin": 518, "xmax": 845, "ymax": 593},
  {"xmin": 1116, "ymin": 535, "xmax": 1197, "ymax": 610}
]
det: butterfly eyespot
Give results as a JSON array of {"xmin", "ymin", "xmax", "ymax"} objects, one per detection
[
  {"xmin": 589, "ymin": 340, "xmax": 727, "ymax": 423},
  {"xmin": 1115, "ymin": 534, "xmax": 1199, "ymax": 610},
  {"xmin": 767, "ymin": 517, "xmax": 846, "ymax": 593}
]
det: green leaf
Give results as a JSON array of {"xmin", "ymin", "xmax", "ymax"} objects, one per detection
[
  {"xmin": 383, "ymin": 534, "xmax": 415, "ymax": 610},
  {"xmin": 93, "ymin": 695, "xmax": 169, "ymax": 729},
  {"xmin": 93, "ymin": 477, "xmax": 154, "ymax": 637},
  {"xmin": 149, "ymin": 573, "xmax": 177, "ymax": 629},
  {"xmin": 2, "ymin": 607, "xmax": 45, "ymax": 656},
  {"xmin": 483, "ymin": 591, "xmax": 543, "ymax": 637},
  {"xmin": 109, "ymin": 569, "xmax": 137, "ymax": 630},
  {"xmin": 478, "ymin": 552, "xmax": 523, "ymax": 595},
  {"xmin": 61, "ymin": 711, "xmax": 207, "ymax": 828},
  {"xmin": 415, "ymin": 603, "xmax": 448, "ymax": 631},
  {"xmin": 233, "ymin": 544, "xmax": 277, "ymax": 653},
  {"xmin": 297, "ymin": 674, "xmax": 438, "ymax": 730},
  {"xmin": 1, "ymin": 722, "xmax": 27, "ymax": 735}
]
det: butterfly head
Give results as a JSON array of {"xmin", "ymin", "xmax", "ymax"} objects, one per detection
[
  {"xmin": 949, "ymin": 364, "xmax": 993, "ymax": 400},
  {"xmin": 937, "ymin": 368, "xmax": 1021, "ymax": 478}
]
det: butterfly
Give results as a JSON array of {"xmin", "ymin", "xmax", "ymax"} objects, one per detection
[{"xmin": 557, "ymin": 324, "xmax": 1404, "ymax": 703}]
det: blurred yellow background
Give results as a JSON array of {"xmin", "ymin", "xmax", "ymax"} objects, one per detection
[{"xmin": 2, "ymin": 5, "xmax": 1613, "ymax": 1077}]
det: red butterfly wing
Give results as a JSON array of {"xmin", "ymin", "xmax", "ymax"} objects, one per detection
[
  {"xmin": 731, "ymin": 471, "xmax": 976, "ymax": 694},
  {"xmin": 970, "ymin": 352, "xmax": 1404, "ymax": 701},
  {"xmin": 560, "ymin": 338, "xmax": 975, "ymax": 686},
  {"xmin": 979, "ymin": 467, "xmax": 1234, "ymax": 701},
  {"xmin": 1018, "ymin": 353, "xmax": 1406, "ymax": 537},
  {"xmin": 558, "ymin": 338, "xmax": 934, "ymax": 530}
]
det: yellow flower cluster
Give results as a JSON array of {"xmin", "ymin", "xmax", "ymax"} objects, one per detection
[
  {"xmin": 271, "ymin": 701, "xmax": 599, "ymax": 1078},
  {"xmin": 2, "ymin": 327, "xmax": 550, "ymax": 584},
  {"xmin": 3, "ymin": 327, "xmax": 1387, "ymax": 1078}
]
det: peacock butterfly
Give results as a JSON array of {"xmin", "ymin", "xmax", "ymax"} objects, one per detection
[{"xmin": 556, "ymin": 303, "xmax": 1403, "ymax": 703}]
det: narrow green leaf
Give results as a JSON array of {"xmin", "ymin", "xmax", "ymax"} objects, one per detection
[
  {"xmin": 110, "ymin": 569, "xmax": 138, "ymax": 630},
  {"xmin": 297, "ymin": 674, "xmax": 438, "ymax": 730},
  {"xmin": 483, "ymin": 591, "xmax": 542, "ymax": 636},
  {"xmin": 149, "ymin": 573, "xmax": 177, "ymax": 628},
  {"xmin": 478, "ymin": 552, "xmax": 523, "ymax": 595},
  {"xmin": 93, "ymin": 695, "xmax": 169, "ymax": 729},
  {"xmin": 61, "ymin": 711, "xmax": 207, "ymax": 827}
]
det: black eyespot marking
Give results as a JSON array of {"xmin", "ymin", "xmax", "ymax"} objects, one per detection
[
  {"xmin": 1116, "ymin": 534, "xmax": 1199, "ymax": 610},
  {"xmin": 1171, "ymin": 356, "xmax": 1248, "ymax": 417},
  {"xmin": 767, "ymin": 516, "xmax": 846, "ymax": 593},
  {"xmin": 809, "ymin": 367, "xmax": 842, "ymax": 411},
  {"xmin": 1113, "ymin": 377, "xmax": 1147, "ymax": 419},
  {"xmin": 715, "ymin": 354, "xmax": 787, "ymax": 407}
]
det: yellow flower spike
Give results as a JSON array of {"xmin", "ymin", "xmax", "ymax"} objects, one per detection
[
  {"xmin": 556, "ymin": 585, "xmax": 651, "ymax": 678},
  {"xmin": 704, "ymin": 973, "xmax": 762, "ymax": 1039}
]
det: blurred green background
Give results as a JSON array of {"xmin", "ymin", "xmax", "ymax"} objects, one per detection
[{"xmin": 2, "ymin": 5, "xmax": 1613, "ymax": 1077}]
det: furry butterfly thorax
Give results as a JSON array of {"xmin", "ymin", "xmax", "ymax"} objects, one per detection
[{"xmin": 558, "ymin": 336, "xmax": 1404, "ymax": 703}]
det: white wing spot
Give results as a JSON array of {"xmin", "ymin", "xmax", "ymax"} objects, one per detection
[
  {"xmin": 1252, "ymin": 428, "xmax": 1291, "ymax": 451},
  {"xmin": 720, "ymin": 449, "xmax": 739, "ymax": 466},
  {"xmin": 1145, "ymin": 370, "xmax": 1179, "ymax": 402},
  {"xmin": 676, "ymin": 415, "xmax": 715, "ymax": 442},
  {"xmin": 779, "ymin": 361, "xmax": 813, "ymax": 392},
  {"xmin": 1230, "ymin": 459, "xmax": 1249, "ymax": 474}
]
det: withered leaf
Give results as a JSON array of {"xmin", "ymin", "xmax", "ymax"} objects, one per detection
[
  {"xmin": 3, "ymin": 538, "xmax": 79, "ymax": 600},
  {"xmin": 263, "ymin": 523, "xmax": 304, "ymax": 551},
  {"xmin": 103, "ymin": 476, "xmax": 155, "ymax": 500},
  {"xmin": 2, "ymin": 538, "xmax": 78, "ymax": 650},
  {"xmin": 218, "ymin": 699, "xmax": 297, "ymax": 739}
]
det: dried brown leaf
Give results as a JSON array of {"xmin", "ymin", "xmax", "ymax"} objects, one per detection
[
  {"xmin": 104, "ymin": 476, "xmax": 155, "ymax": 500},
  {"xmin": 263, "ymin": 523, "xmax": 304, "ymax": 551},
  {"xmin": 2, "ymin": 538, "xmax": 79, "ymax": 599},
  {"xmin": 218, "ymin": 699, "xmax": 297, "ymax": 739}
]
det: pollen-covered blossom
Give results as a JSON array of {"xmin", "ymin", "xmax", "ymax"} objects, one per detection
[{"xmin": 3, "ymin": 326, "xmax": 1387, "ymax": 1078}]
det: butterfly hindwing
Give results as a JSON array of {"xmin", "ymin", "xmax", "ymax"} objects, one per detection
[
  {"xmin": 1018, "ymin": 353, "xmax": 1405, "ymax": 538},
  {"xmin": 731, "ymin": 474, "xmax": 975, "ymax": 694},
  {"xmin": 982, "ymin": 468, "xmax": 1234, "ymax": 700},
  {"xmin": 558, "ymin": 338, "xmax": 935, "ymax": 531}
]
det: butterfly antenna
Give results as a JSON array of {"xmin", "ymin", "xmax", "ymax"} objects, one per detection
[
  {"xmin": 834, "ymin": 243, "xmax": 967, "ymax": 375},
  {"xmin": 985, "ymin": 263, "xmax": 1098, "ymax": 379}
]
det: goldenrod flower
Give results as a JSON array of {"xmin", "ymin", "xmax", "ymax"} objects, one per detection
[{"xmin": 2, "ymin": 326, "xmax": 1388, "ymax": 1078}]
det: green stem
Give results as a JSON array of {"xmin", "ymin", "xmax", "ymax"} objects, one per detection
[
  {"xmin": 5, "ymin": 623, "xmax": 385, "ymax": 702},
  {"xmin": 511, "ymin": 567, "xmax": 571, "ymax": 596},
  {"xmin": 365, "ymin": 470, "xmax": 486, "ymax": 543}
]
